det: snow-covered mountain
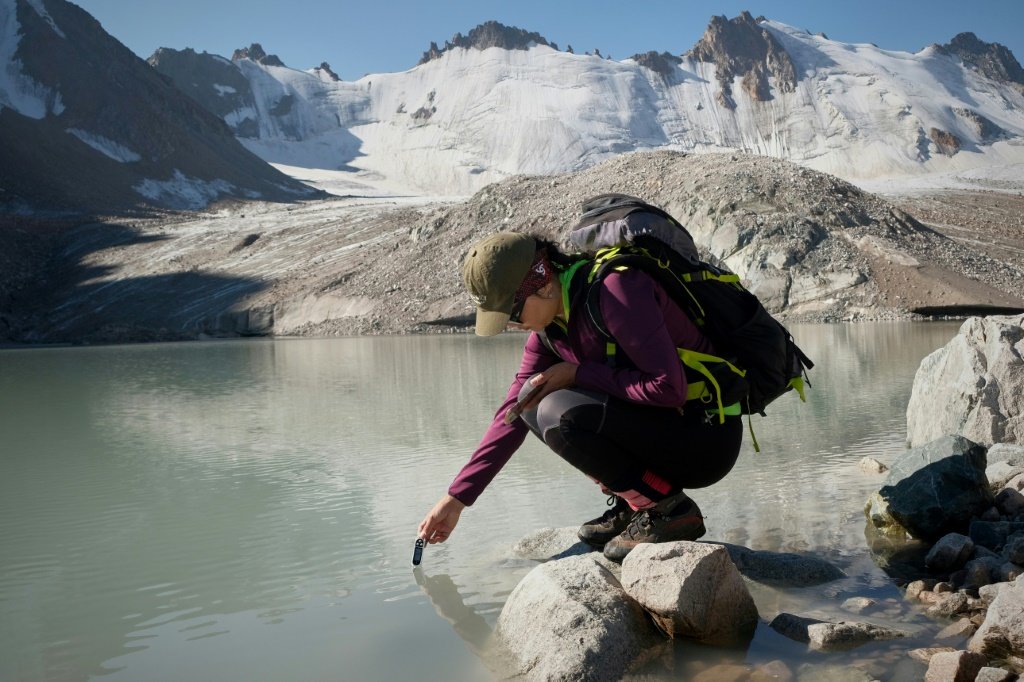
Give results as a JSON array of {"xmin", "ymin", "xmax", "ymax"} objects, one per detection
[
  {"xmin": 0, "ymin": 0, "xmax": 318, "ymax": 215},
  {"xmin": 150, "ymin": 13, "xmax": 1024, "ymax": 198}
]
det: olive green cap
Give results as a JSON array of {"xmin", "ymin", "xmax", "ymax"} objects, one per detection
[{"xmin": 462, "ymin": 233, "xmax": 536, "ymax": 336}]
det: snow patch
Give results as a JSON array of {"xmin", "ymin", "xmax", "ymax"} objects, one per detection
[
  {"xmin": 133, "ymin": 170, "xmax": 237, "ymax": 209},
  {"xmin": 213, "ymin": 84, "xmax": 236, "ymax": 96},
  {"xmin": 67, "ymin": 128, "xmax": 141, "ymax": 162},
  {"xmin": 0, "ymin": 0, "xmax": 64, "ymax": 118},
  {"xmin": 25, "ymin": 0, "xmax": 64, "ymax": 38}
]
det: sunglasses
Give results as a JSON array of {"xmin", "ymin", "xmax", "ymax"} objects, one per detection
[{"xmin": 509, "ymin": 296, "xmax": 527, "ymax": 324}]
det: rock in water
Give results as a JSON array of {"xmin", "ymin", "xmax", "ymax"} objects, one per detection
[
  {"xmin": 969, "ymin": 575, "xmax": 1024, "ymax": 670},
  {"xmin": 870, "ymin": 435, "xmax": 992, "ymax": 541},
  {"xmin": 621, "ymin": 542, "xmax": 759, "ymax": 645},
  {"xmin": 907, "ymin": 315, "xmax": 1024, "ymax": 448},
  {"xmin": 495, "ymin": 554, "xmax": 660, "ymax": 681}
]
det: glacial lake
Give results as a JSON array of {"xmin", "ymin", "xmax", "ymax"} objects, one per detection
[{"xmin": 0, "ymin": 321, "xmax": 967, "ymax": 681}]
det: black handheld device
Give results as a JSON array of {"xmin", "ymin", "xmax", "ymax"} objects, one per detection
[{"xmin": 412, "ymin": 538, "xmax": 426, "ymax": 566}]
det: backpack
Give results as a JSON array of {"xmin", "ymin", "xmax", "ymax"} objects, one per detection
[{"xmin": 567, "ymin": 194, "xmax": 813, "ymax": 439}]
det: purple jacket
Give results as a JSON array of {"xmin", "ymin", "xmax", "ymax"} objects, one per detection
[{"xmin": 448, "ymin": 267, "xmax": 715, "ymax": 506}]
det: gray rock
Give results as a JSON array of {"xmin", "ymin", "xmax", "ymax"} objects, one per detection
[
  {"xmin": 971, "ymin": 520, "xmax": 1024, "ymax": 552},
  {"xmin": 970, "ymin": 575, "xmax": 1024, "ymax": 666},
  {"xmin": 860, "ymin": 456, "xmax": 888, "ymax": 474},
  {"xmin": 1002, "ymin": 562, "xmax": 1024, "ymax": 582},
  {"xmin": 621, "ymin": 542, "xmax": 758, "ymax": 645},
  {"xmin": 987, "ymin": 461, "xmax": 1024, "ymax": 491},
  {"xmin": 935, "ymin": 618, "xmax": 977, "ymax": 641},
  {"xmin": 906, "ymin": 314, "xmax": 1024, "ymax": 448},
  {"xmin": 794, "ymin": 663, "xmax": 878, "ymax": 681},
  {"xmin": 924, "ymin": 650, "xmax": 987, "ymax": 682},
  {"xmin": 769, "ymin": 613, "xmax": 823, "ymax": 643},
  {"xmin": 872, "ymin": 435, "xmax": 992, "ymax": 541},
  {"xmin": 806, "ymin": 620, "xmax": 905, "ymax": 652},
  {"xmin": 720, "ymin": 543, "xmax": 845, "ymax": 586},
  {"xmin": 751, "ymin": 659, "xmax": 794, "ymax": 682},
  {"xmin": 926, "ymin": 533, "xmax": 975, "ymax": 572},
  {"xmin": 841, "ymin": 597, "xmax": 877, "ymax": 615},
  {"xmin": 910, "ymin": 646, "xmax": 958, "ymax": 663},
  {"xmin": 988, "ymin": 443, "xmax": 1024, "ymax": 468},
  {"xmin": 1007, "ymin": 536, "xmax": 1024, "ymax": 561},
  {"xmin": 495, "ymin": 554, "xmax": 660, "ymax": 682},
  {"xmin": 996, "ymin": 488, "xmax": 1024, "ymax": 517},
  {"xmin": 769, "ymin": 613, "xmax": 904, "ymax": 651},
  {"xmin": 975, "ymin": 666, "xmax": 1016, "ymax": 682},
  {"xmin": 510, "ymin": 526, "xmax": 595, "ymax": 561},
  {"xmin": 964, "ymin": 556, "xmax": 1002, "ymax": 588},
  {"xmin": 1008, "ymin": 473, "xmax": 1024, "ymax": 492},
  {"xmin": 927, "ymin": 591, "xmax": 971, "ymax": 618}
]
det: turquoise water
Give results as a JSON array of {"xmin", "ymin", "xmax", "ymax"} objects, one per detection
[{"xmin": 0, "ymin": 322, "xmax": 964, "ymax": 681}]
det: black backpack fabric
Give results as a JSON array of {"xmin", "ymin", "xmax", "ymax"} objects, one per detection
[{"xmin": 567, "ymin": 193, "xmax": 813, "ymax": 423}]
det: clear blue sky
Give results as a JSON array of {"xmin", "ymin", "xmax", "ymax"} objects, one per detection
[{"xmin": 73, "ymin": 0, "xmax": 1024, "ymax": 81}]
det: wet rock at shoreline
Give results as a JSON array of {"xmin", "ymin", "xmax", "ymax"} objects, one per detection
[
  {"xmin": 924, "ymin": 650, "xmax": 988, "ymax": 682},
  {"xmin": 720, "ymin": 543, "xmax": 846, "ymax": 586},
  {"xmin": 907, "ymin": 315, "xmax": 1024, "ymax": 448},
  {"xmin": 926, "ymin": 533, "xmax": 975, "ymax": 572},
  {"xmin": 495, "ymin": 554, "xmax": 660, "ymax": 681},
  {"xmin": 621, "ymin": 542, "xmax": 759, "ymax": 645},
  {"xmin": 969, "ymin": 575, "xmax": 1024, "ymax": 672},
  {"xmin": 768, "ymin": 613, "xmax": 905, "ymax": 651},
  {"xmin": 867, "ymin": 435, "xmax": 992, "ymax": 541}
]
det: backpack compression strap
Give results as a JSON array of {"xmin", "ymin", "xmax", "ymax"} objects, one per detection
[{"xmin": 583, "ymin": 247, "xmax": 745, "ymax": 425}]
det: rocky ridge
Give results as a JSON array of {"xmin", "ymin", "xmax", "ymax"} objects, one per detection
[
  {"xmin": 418, "ymin": 21, "xmax": 558, "ymax": 64},
  {"xmin": 938, "ymin": 32, "xmax": 1024, "ymax": 93},
  {"xmin": 9, "ymin": 151, "xmax": 1024, "ymax": 344},
  {"xmin": 320, "ymin": 151, "xmax": 1024, "ymax": 337}
]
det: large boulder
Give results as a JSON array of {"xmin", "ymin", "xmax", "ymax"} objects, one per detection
[
  {"xmin": 969, "ymin": 575, "xmax": 1024, "ymax": 672},
  {"xmin": 620, "ymin": 542, "xmax": 759, "ymax": 645},
  {"xmin": 495, "ymin": 554, "xmax": 660, "ymax": 681},
  {"xmin": 866, "ymin": 435, "xmax": 993, "ymax": 541},
  {"xmin": 907, "ymin": 315, "xmax": 1024, "ymax": 447}
]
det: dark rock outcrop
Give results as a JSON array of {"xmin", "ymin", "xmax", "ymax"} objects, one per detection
[
  {"xmin": 953, "ymin": 108, "xmax": 1007, "ymax": 142},
  {"xmin": 418, "ymin": 21, "xmax": 557, "ymax": 64},
  {"xmin": 630, "ymin": 51, "xmax": 683, "ymax": 79},
  {"xmin": 231, "ymin": 42, "xmax": 285, "ymax": 67},
  {"xmin": 937, "ymin": 33, "xmax": 1024, "ymax": 92},
  {"xmin": 148, "ymin": 47, "xmax": 259, "ymax": 136},
  {"xmin": 866, "ymin": 435, "xmax": 993, "ymax": 541},
  {"xmin": 687, "ymin": 11, "xmax": 797, "ymax": 109},
  {"xmin": 930, "ymin": 127, "xmax": 962, "ymax": 156},
  {"xmin": 315, "ymin": 62, "xmax": 340, "ymax": 81}
]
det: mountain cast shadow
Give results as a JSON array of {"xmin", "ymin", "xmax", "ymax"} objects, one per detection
[{"xmin": 19, "ymin": 221, "xmax": 267, "ymax": 343}]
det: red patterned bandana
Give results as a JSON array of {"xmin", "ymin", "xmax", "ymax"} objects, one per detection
[{"xmin": 513, "ymin": 252, "xmax": 553, "ymax": 305}]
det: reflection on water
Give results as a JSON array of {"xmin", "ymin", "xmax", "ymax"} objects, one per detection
[{"xmin": 0, "ymin": 322, "xmax": 963, "ymax": 680}]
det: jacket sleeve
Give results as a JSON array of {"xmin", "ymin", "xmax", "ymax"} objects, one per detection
[
  {"xmin": 573, "ymin": 269, "xmax": 690, "ymax": 407},
  {"xmin": 447, "ymin": 332, "xmax": 560, "ymax": 506}
]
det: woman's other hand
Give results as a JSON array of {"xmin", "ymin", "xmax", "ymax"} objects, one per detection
[
  {"xmin": 525, "ymin": 362, "xmax": 578, "ymax": 408},
  {"xmin": 418, "ymin": 494, "xmax": 466, "ymax": 544}
]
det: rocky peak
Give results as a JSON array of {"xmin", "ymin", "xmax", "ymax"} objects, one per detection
[
  {"xmin": 418, "ymin": 21, "xmax": 557, "ymax": 64},
  {"xmin": 630, "ymin": 51, "xmax": 683, "ymax": 79},
  {"xmin": 686, "ymin": 11, "xmax": 797, "ymax": 109},
  {"xmin": 232, "ymin": 43, "xmax": 285, "ymax": 67},
  {"xmin": 937, "ymin": 33, "xmax": 1024, "ymax": 90},
  {"xmin": 314, "ymin": 61, "xmax": 340, "ymax": 81}
]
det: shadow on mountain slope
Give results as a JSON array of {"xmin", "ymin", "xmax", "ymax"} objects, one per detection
[{"xmin": 3, "ymin": 221, "xmax": 266, "ymax": 344}]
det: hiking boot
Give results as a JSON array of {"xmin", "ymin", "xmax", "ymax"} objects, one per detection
[
  {"xmin": 577, "ymin": 495, "xmax": 633, "ymax": 547},
  {"xmin": 602, "ymin": 492, "xmax": 706, "ymax": 562}
]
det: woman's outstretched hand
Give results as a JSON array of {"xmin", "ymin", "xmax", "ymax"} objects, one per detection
[{"xmin": 418, "ymin": 494, "xmax": 466, "ymax": 544}]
